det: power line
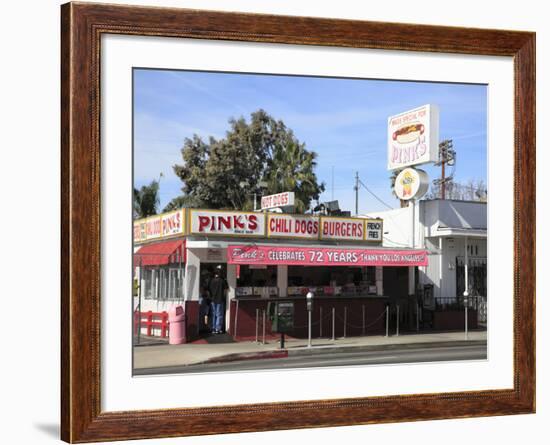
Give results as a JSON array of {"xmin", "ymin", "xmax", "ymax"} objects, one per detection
[{"xmin": 357, "ymin": 179, "xmax": 394, "ymax": 210}]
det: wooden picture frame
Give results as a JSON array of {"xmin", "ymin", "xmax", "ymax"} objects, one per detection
[{"xmin": 61, "ymin": 2, "xmax": 535, "ymax": 442}]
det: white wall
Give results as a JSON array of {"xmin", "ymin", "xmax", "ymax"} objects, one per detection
[
  {"xmin": 371, "ymin": 201, "xmax": 487, "ymax": 300},
  {"xmin": 367, "ymin": 206, "xmax": 414, "ymax": 247},
  {"xmin": 2, "ymin": 1, "xmax": 547, "ymax": 445}
]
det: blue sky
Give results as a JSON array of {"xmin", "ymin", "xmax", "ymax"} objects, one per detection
[{"xmin": 133, "ymin": 69, "xmax": 487, "ymax": 214}]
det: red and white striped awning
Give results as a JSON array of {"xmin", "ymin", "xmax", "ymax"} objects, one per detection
[{"xmin": 133, "ymin": 239, "xmax": 185, "ymax": 266}]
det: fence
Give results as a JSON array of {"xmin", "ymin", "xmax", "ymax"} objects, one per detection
[
  {"xmin": 456, "ymin": 257, "xmax": 487, "ymax": 299},
  {"xmin": 134, "ymin": 310, "xmax": 169, "ymax": 337},
  {"xmin": 434, "ymin": 296, "xmax": 487, "ymax": 324}
]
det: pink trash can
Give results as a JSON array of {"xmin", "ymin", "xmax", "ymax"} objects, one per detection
[{"xmin": 168, "ymin": 305, "xmax": 186, "ymax": 345}]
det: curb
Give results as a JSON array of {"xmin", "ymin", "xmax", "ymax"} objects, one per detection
[
  {"xmin": 196, "ymin": 339, "xmax": 486, "ymax": 365},
  {"xmin": 205, "ymin": 350, "xmax": 289, "ymax": 364},
  {"xmin": 286, "ymin": 340, "xmax": 486, "ymax": 356}
]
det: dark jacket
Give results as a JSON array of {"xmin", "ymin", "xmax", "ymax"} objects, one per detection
[{"xmin": 209, "ymin": 276, "xmax": 227, "ymax": 304}]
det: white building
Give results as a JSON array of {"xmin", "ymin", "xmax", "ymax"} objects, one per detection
[
  {"xmin": 132, "ymin": 208, "xmax": 430, "ymax": 339},
  {"xmin": 365, "ymin": 199, "xmax": 487, "ymax": 306}
]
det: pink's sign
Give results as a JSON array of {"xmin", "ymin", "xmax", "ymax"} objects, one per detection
[{"xmin": 228, "ymin": 245, "xmax": 428, "ymax": 267}]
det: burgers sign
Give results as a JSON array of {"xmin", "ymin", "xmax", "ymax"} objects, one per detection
[{"xmin": 387, "ymin": 104, "xmax": 439, "ymax": 170}]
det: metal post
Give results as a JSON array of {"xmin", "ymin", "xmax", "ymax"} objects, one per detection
[
  {"xmin": 332, "ymin": 307, "xmax": 335, "ymax": 341},
  {"xmin": 396, "ymin": 304, "xmax": 400, "ymax": 336},
  {"xmin": 465, "ymin": 300, "xmax": 469, "ymax": 341},
  {"xmin": 319, "ymin": 306, "xmax": 323, "ymax": 338},
  {"xmin": 262, "ymin": 309, "xmax": 266, "ymax": 344},
  {"xmin": 308, "ymin": 310, "xmax": 312, "ymax": 348},
  {"xmin": 255, "ymin": 308, "xmax": 259, "ymax": 343},
  {"xmin": 411, "ymin": 199, "xmax": 416, "ymax": 248},
  {"xmin": 416, "ymin": 302, "xmax": 420, "ymax": 332},
  {"xmin": 137, "ymin": 259, "xmax": 142, "ymax": 345},
  {"xmin": 343, "ymin": 307, "xmax": 347, "ymax": 338},
  {"xmin": 464, "ymin": 235, "xmax": 469, "ymax": 341},
  {"xmin": 234, "ymin": 299, "xmax": 239, "ymax": 337},
  {"xmin": 362, "ymin": 305, "xmax": 366, "ymax": 336},
  {"xmin": 385, "ymin": 306, "xmax": 389, "ymax": 337}
]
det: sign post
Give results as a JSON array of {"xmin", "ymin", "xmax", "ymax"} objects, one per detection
[
  {"xmin": 306, "ymin": 292, "xmax": 314, "ymax": 348},
  {"xmin": 464, "ymin": 236, "xmax": 469, "ymax": 340}
]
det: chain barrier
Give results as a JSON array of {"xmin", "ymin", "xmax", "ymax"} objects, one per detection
[
  {"xmin": 290, "ymin": 308, "xmax": 334, "ymax": 329},
  {"xmin": 261, "ymin": 306, "xmax": 389, "ymax": 334},
  {"xmin": 334, "ymin": 307, "xmax": 388, "ymax": 330}
]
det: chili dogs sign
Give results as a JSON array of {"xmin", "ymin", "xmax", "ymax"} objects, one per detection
[
  {"xmin": 388, "ymin": 104, "xmax": 439, "ymax": 170},
  {"xmin": 228, "ymin": 245, "xmax": 428, "ymax": 267},
  {"xmin": 189, "ymin": 209, "xmax": 266, "ymax": 237},
  {"xmin": 268, "ymin": 214, "xmax": 319, "ymax": 239}
]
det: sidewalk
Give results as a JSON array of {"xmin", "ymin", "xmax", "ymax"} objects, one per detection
[{"xmin": 133, "ymin": 330, "xmax": 486, "ymax": 370}]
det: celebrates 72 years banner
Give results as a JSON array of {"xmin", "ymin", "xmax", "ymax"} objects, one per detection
[{"xmin": 228, "ymin": 245, "xmax": 428, "ymax": 267}]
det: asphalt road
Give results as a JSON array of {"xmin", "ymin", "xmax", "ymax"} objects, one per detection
[{"xmin": 134, "ymin": 343, "xmax": 487, "ymax": 375}]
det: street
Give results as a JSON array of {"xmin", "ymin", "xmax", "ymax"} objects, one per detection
[{"xmin": 134, "ymin": 342, "xmax": 486, "ymax": 375}]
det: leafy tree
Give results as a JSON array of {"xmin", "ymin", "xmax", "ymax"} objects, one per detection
[
  {"xmin": 426, "ymin": 179, "xmax": 487, "ymax": 201},
  {"xmin": 133, "ymin": 180, "xmax": 160, "ymax": 218},
  {"xmin": 171, "ymin": 110, "xmax": 324, "ymax": 213}
]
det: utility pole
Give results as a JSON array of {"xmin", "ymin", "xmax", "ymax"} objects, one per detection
[
  {"xmin": 441, "ymin": 158, "xmax": 446, "ymax": 200},
  {"xmin": 354, "ymin": 171, "xmax": 359, "ymax": 216},
  {"xmin": 433, "ymin": 140, "xmax": 455, "ymax": 200}
]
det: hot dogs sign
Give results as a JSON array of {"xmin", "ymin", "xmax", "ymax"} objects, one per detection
[{"xmin": 387, "ymin": 104, "xmax": 439, "ymax": 170}]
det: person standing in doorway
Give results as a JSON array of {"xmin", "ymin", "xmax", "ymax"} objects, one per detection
[
  {"xmin": 209, "ymin": 268, "xmax": 228, "ymax": 334},
  {"xmin": 198, "ymin": 286, "xmax": 211, "ymax": 334}
]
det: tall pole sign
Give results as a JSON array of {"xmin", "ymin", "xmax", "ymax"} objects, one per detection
[{"xmin": 387, "ymin": 104, "xmax": 439, "ymax": 171}]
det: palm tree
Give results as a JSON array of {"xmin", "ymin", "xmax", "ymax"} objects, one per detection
[
  {"xmin": 265, "ymin": 141, "xmax": 324, "ymax": 213},
  {"xmin": 162, "ymin": 194, "xmax": 201, "ymax": 212},
  {"xmin": 133, "ymin": 180, "xmax": 160, "ymax": 218}
]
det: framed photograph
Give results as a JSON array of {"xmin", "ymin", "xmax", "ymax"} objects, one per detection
[{"xmin": 61, "ymin": 2, "xmax": 535, "ymax": 442}]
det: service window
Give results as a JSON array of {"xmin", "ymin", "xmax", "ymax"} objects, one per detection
[
  {"xmin": 168, "ymin": 268, "xmax": 184, "ymax": 300},
  {"xmin": 237, "ymin": 265, "xmax": 277, "ymax": 287},
  {"xmin": 158, "ymin": 268, "xmax": 167, "ymax": 300},
  {"xmin": 142, "ymin": 268, "xmax": 154, "ymax": 299}
]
